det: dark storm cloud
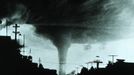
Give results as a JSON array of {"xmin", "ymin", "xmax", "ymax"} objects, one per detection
[
  {"xmin": 0, "ymin": 0, "xmax": 29, "ymax": 25},
  {"xmin": 0, "ymin": 0, "xmax": 127, "ymax": 43},
  {"xmin": 29, "ymin": 0, "xmax": 125, "ymax": 44},
  {"xmin": 0, "ymin": 0, "xmax": 20, "ymax": 18},
  {"xmin": 0, "ymin": 0, "xmax": 130, "ymax": 75},
  {"xmin": 28, "ymin": 0, "xmax": 109, "ymax": 25}
]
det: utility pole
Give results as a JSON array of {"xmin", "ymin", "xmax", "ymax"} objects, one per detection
[
  {"xmin": 109, "ymin": 55, "xmax": 118, "ymax": 64},
  {"xmin": 29, "ymin": 49, "xmax": 31, "ymax": 56},
  {"xmin": 93, "ymin": 56, "xmax": 103, "ymax": 69},
  {"xmin": 38, "ymin": 57, "xmax": 41, "ymax": 67},
  {"xmin": 93, "ymin": 60, "xmax": 103, "ymax": 69},
  {"xmin": 23, "ymin": 34, "xmax": 25, "ymax": 46},
  {"xmin": 39, "ymin": 57, "xmax": 41, "ymax": 64},
  {"xmin": 22, "ymin": 34, "xmax": 26, "ymax": 55},
  {"xmin": 13, "ymin": 24, "xmax": 20, "ymax": 41},
  {"xmin": 6, "ymin": 24, "xmax": 8, "ymax": 36},
  {"xmin": 5, "ymin": 19, "xmax": 8, "ymax": 36}
]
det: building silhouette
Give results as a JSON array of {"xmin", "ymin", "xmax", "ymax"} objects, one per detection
[
  {"xmin": 0, "ymin": 36, "xmax": 57, "ymax": 75},
  {"xmin": 78, "ymin": 59, "xmax": 134, "ymax": 75}
]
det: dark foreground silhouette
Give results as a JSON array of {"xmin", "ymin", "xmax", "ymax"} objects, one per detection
[
  {"xmin": 0, "ymin": 36, "xmax": 57, "ymax": 75},
  {"xmin": 78, "ymin": 59, "xmax": 134, "ymax": 75},
  {"xmin": 1, "ymin": 35, "xmax": 134, "ymax": 75}
]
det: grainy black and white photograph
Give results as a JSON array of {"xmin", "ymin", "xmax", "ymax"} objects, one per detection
[{"xmin": 0, "ymin": 0, "xmax": 134, "ymax": 75}]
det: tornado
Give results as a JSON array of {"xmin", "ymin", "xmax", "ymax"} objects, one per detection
[
  {"xmin": 57, "ymin": 40, "xmax": 70, "ymax": 75},
  {"xmin": 35, "ymin": 26, "xmax": 72, "ymax": 75},
  {"xmin": 1, "ymin": 0, "xmax": 133, "ymax": 75},
  {"xmin": 51, "ymin": 31, "xmax": 71, "ymax": 75}
]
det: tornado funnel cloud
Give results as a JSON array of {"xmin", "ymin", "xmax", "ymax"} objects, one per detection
[
  {"xmin": 46, "ymin": 30, "xmax": 71, "ymax": 75},
  {"xmin": 58, "ymin": 46, "xmax": 69, "ymax": 75},
  {"xmin": 0, "ymin": 0, "xmax": 134, "ymax": 75}
]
